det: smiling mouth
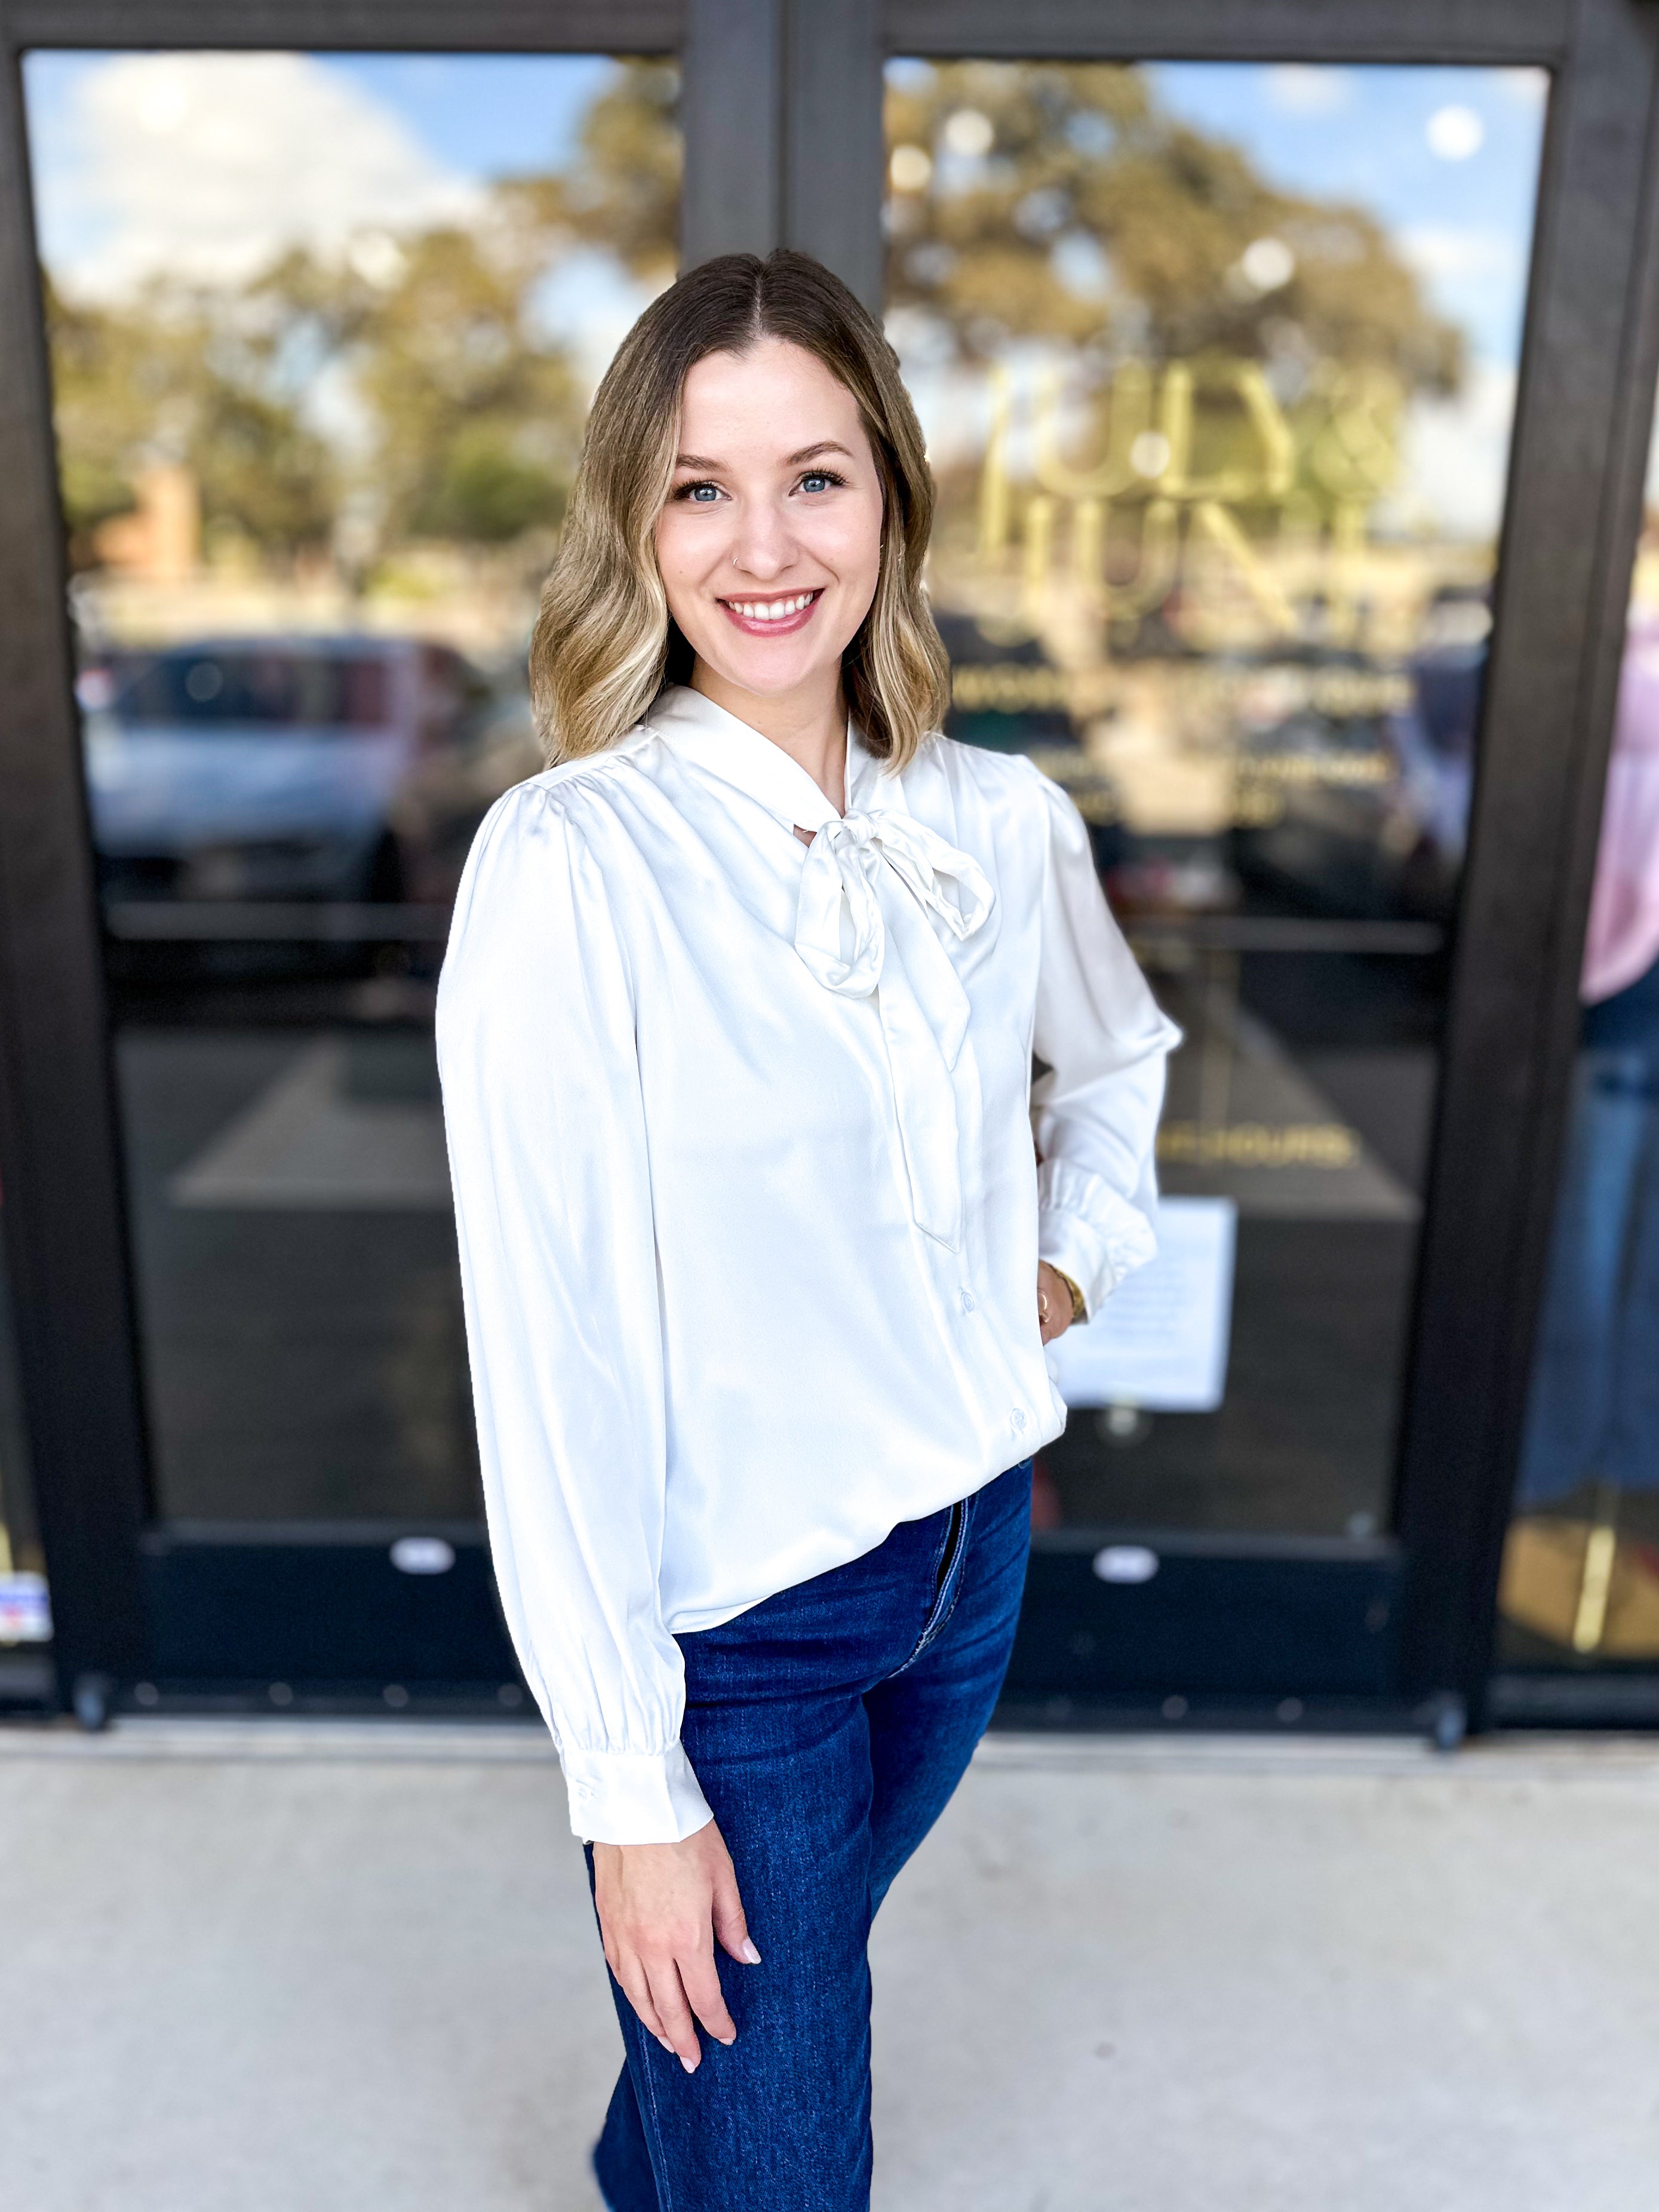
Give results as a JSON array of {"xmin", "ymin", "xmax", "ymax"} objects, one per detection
[{"xmin": 718, "ymin": 588, "xmax": 824, "ymax": 634}]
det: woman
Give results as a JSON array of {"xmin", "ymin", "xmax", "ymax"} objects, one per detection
[
  {"xmin": 437, "ymin": 250, "xmax": 1178, "ymax": 2211},
  {"xmin": 1518, "ymin": 606, "xmax": 1659, "ymax": 1514}
]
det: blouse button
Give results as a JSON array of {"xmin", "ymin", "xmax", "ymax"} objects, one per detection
[
  {"xmin": 1011, "ymin": 1407, "xmax": 1027, "ymax": 1431},
  {"xmin": 960, "ymin": 1289, "xmax": 976, "ymax": 1314}
]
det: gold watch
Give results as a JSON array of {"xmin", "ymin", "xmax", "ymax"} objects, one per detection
[{"xmin": 1052, "ymin": 1269, "xmax": 1087, "ymax": 1325}]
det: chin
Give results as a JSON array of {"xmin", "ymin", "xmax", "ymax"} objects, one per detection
[
  {"xmin": 738, "ymin": 661, "xmax": 832, "ymax": 696},
  {"xmin": 702, "ymin": 646, "xmax": 843, "ymax": 698}
]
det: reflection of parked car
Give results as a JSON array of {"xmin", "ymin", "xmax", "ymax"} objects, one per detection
[
  {"xmin": 1229, "ymin": 594, "xmax": 1489, "ymax": 923},
  {"xmin": 80, "ymin": 635, "xmax": 505, "ymax": 909}
]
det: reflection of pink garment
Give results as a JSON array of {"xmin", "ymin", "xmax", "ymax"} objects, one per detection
[{"xmin": 1583, "ymin": 613, "xmax": 1659, "ymax": 1003}]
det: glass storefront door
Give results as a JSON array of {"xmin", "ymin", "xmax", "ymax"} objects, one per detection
[
  {"xmin": 20, "ymin": 45, "xmax": 680, "ymax": 1700},
  {"xmin": 1, "ymin": 1, "xmax": 1654, "ymax": 1725},
  {"xmin": 883, "ymin": 56, "xmax": 1549, "ymax": 1713}
]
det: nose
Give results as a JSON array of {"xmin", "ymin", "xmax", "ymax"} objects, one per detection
[{"xmin": 727, "ymin": 494, "xmax": 798, "ymax": 583}]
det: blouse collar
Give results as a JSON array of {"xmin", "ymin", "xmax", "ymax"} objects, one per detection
[
  {"xmin": 641, "ymin": 683, "xmax": 989, "ymax": 1253},
  {"xmin": 645, "ymin": 683, "xmax": 898, "ymax": 835}
]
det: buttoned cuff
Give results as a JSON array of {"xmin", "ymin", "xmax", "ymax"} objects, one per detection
[
  {"xmin": 558, "ymin": 1740, "xmax": 714, "ymax": 1845},
  {"xmin": 1037, "ymin": 1156, "xmax": 1158, "ymax": 1320}
]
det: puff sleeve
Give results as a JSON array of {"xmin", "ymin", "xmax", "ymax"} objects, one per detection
[{"xmin": 437, "ymin": 783, "xmax": 712, "ymax": 1845}]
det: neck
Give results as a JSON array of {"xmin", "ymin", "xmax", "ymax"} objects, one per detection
[{"xmin": 689, "ymin": 659, "xmax": 847, "ymax": 815}]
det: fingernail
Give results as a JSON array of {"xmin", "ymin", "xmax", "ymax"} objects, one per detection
[
  {"xmin": 656, "ymin": 2036, "xmax": 674, "ymax": 2052},
  {"xmin": 680, "ymin": 2056, "xmax": 698, "ymax": 2075},
  {"xmin": 740, "ymin": 1938, "xmax": 762, "ymax": 1964}
]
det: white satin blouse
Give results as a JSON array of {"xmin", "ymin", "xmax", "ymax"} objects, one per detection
[{"xmin": 437, "ymin": 684, "xmax": 1179, "ymax": 1842}]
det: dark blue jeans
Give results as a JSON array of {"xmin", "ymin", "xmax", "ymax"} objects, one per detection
[
  {"xmin": 1519, "ymin": 957, "xmax": 1659, "ymax": 1506},
  {"xmin": 1519, "ymin": 1047, "xmax": 1659, "ymax": 1505},
  {"xmin": 589, "ymin": 1458, "xmax": 1033, "ymax": 2212}
]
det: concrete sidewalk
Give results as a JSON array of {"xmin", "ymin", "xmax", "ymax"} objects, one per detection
[{"xmin": 1, "ymin": 1723, "xmax": 1655, "ymax": 2211}]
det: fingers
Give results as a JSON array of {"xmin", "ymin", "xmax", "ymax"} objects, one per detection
[
  {"xmin": 594, "ymin": 1823, "xmax": 756, "ymax": 2078},
  {"xmin": 678, "ymin": 1940, "xmax": 738, "ymax": 2049},
  {"xmin": 1036, "ymin": 1264, "xmax": 1073, "ymax": 1345},
  {"xmin": 610, "ymin": 1950, "xmax": 676, "ymax": 2056},
  {"xmin": 614, "ymin": 1941, "xmax": 737, "ymax": 2074},
  {"xmin": 711, "ymin": 1861, "xmax": 763, "ymax": 1967},
  {"xmin": 645, "ymin": 1955, "xmax": 711, "ymax": 2073}
]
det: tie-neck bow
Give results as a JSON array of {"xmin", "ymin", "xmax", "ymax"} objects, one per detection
[
  {"xmin": 648, "ymin": 690, "xmax": 996, "ymax": 1252},
  {"xmin": 792, "ymin": 809, "xmax": 994, "ymax": 1252},
  {"xmin": 794, "ymin": 809, "xmax": 993, "ymax": 998}
]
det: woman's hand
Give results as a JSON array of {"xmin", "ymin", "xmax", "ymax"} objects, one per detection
[
  {"xmin": 593, "ymin": 1820, "xmax": 760, "ymax": 2073},
  {"xmin": 1037, "ymin": 1261, "xmax": 1077, "ymax": 1345}
]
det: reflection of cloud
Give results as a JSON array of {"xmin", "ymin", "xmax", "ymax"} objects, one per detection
[
  {"xmin": 1498, "ymin": 69, "xmax": 1550, "ymax": 109},
  {"xmin": 1399, "ymin": 224, "xmax": 1518, "ymax": 283},
  {"xmin": 1262, "ymin": 66, "xmax": 1354, "ymax": 116},
  {"xmin": 36, "ymin": 53, "xmax": 481, "ymax": 299},
  {"xmin": 1391, "ymin": 360, "xmax": 1518, "ymax": 541}
]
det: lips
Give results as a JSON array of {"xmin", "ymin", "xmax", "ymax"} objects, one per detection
[{"xmin": 717, "ymin": 588, "xmax": 824, "ymax": 637}]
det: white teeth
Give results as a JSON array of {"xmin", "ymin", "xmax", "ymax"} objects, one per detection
[{"xmin": 730, "ymin": 592, "xmax": 815, "ymax": 621}]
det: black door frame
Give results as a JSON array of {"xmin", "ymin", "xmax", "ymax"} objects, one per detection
[{"xmin": 1, "ymin": 0, "xmax": 1656, "ymax": 1728}]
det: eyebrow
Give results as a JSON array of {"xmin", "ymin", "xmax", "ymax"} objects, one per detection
[
  {"xmin": 786, "ymin": 440, "xmax": 855, "ymax": 465},
  {"xmin": 671, "ymin": 440, "xmax": 856, "ymax": 471}
]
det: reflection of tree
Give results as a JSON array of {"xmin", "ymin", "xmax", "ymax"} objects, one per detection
[
  {"xmin": 322, "ymin": 228, "xmax": 583, "ymax": 549},
  {"xmin": 505, "ymin": 56, "xmax": 680, "ymax": 281},
  {"xmin": 42, "ymin": 60, "xmax": 679, "ymax": 574},
  {"xmin": 45, "ymin": 269, "xmax": 337, "ymax": 564},
  {"xmin": 346, "ymin": 58, "xmax": 678, "ymax": 549},
  {"xmin": 45, "ymin": 58, "xmax": 1451, "ymax": 586},
  {"xmin": 886, "ymin": 64, "xmax": 1462, "ymax": 397}
]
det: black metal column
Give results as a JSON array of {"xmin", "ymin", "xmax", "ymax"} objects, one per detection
[{"xmin": 0, "ymin": 33, "xmax": 149, "ymax": 1698}]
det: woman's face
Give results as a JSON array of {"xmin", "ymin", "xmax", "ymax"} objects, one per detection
[{"xmin": 655, "ymin": 337, "xmax": 884, "ymax": 709}]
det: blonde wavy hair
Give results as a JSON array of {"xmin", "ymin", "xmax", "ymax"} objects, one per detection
[{"xmin": 529, "ymin": 249, "xmax": 950, "ymax": 770}]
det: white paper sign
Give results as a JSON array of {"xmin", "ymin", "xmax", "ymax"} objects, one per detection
[
  {"xmin": 0, "ymin": 1572, "xmax": 52, "ymax": 1645},
  {"xmin": 1047, "ymin": 1196, "xmax": 1237, "ymax": 1414}
]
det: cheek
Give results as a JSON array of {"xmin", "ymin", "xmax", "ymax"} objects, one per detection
[
  {"xmin": 813, "ymin": 495, "xmax": 884, "ymax": 604},
  {"xmin": 653, "ymin": 515, "xmax": 709, "ymax": 628}
]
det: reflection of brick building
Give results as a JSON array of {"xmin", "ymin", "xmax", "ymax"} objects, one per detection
[{"xmin": 93, "ymin": 463, "xmax": 199, "ymax": 583}]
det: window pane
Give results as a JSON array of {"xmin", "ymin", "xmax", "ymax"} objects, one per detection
[
  {"xmin": 886, "ymin": 59, "xmax": 1547, "ymax": 1535},
  {"xmin": 1498, "ymin": 409, "xmax": 1659, "ymax": 1669},
  {"xmin": 24, "ymin": 50, "xmax": 680, "ymax": 1522}
]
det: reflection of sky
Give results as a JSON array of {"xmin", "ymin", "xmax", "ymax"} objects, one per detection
[
  {"xmin": 23, "ymin": 50, "xmax": 613, "ymax": 192},
  {"xmin": 29, "ymin": 51, "xmax": 641, "ymax": 294},
  {"xmin": 1148, "ymin": 63, "xmax": 1550, "ymax": 537},
  {"xmin": 23, "ymin": 49, "xmax": 663, "ymax": 395},
  {"xmin": 305, "ymin": 53, "xmax": 617, "ymax": 174},
  {"xmin": 1147, "ymin": 63, "xmax": 1547, "ymax": 370},
  {"xmin": 887, "ymin": 58, "xmax": 1548, "ymax": 540},
  {"xmin": 25, "ymin": 50, "xmax": 1550, "ymax": 537},
  {"xmin": 30, "ymin": 51, "xmax": 1542, "ymax": 372}
]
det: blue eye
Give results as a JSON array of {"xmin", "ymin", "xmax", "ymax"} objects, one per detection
[
  {"xmin": 800, "ymin": 472, "xmax": 835, "ymax": 493},
  {"xmin": 682, "ymin": 482, "xmax": 721, "ymax": 502}
]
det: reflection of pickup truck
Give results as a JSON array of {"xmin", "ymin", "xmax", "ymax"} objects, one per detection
[{"xmin": 80, "ymin": 634, "xmax": 530, "ymax": 908}]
